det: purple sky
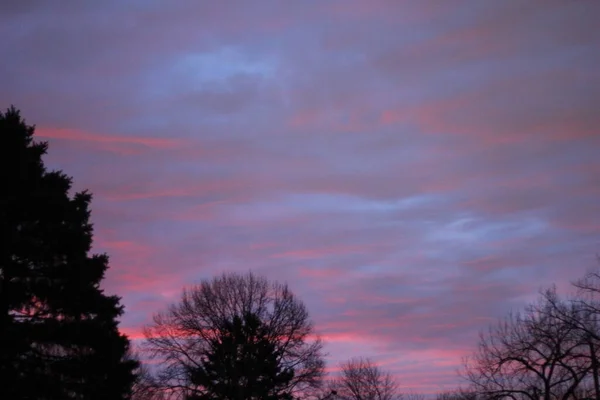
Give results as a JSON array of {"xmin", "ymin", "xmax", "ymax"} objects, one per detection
[{"xmin": 2, "ymin": 0, "xmax": 599, "ymax": 394}]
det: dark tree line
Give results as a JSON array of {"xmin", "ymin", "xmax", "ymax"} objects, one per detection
[
  {"xmin": 0, "ymin": 107, "xmax": 357, "ymax": 400},
  {"xmin": 1, "ymin": 107, "xmax": 405, "ymax": 400},
  {"xmin": 5, "ymin": 107, "xmax": 600, "ymax": 400}
]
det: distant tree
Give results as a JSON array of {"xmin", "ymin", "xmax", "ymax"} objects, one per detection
[
  {"xmin": 144, "ymin": 271, "xmax": 325, "ymax": 399},
  {"xmin": 434, "ymin": 389, "xmax": 480, "ymax": 400},
  {"xmin": 463, "ymin": 289, "xmax": 590, "ymax": 400},
  {"xmin": 329, "ymin": 357, "xmax": 400, "ymax": 400},
  {"xmin": 0, "ymin": 107, "xmax": 138, "ymax": 398},
  {"xmin": 403, "ymin": 392, "xmax": 425, "ymax": 400}
]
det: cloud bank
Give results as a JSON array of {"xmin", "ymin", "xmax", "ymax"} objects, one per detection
[{"xmin": 2, "ymin": 0, "xmax": 599, "ymax": 394}]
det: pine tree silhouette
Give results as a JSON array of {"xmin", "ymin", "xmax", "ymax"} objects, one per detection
[
  {"xmin": 189, "ymin": 312, "xmax": 294, "ymax": 400},
  {"xmin": 0, "ymin": 107, "xmax": 138, "ymax": 399}
]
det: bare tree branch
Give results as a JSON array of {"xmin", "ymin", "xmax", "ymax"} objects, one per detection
[
  {"xmin": 464, "ymin": 289, "xmax": 591, "ymax": 400},
  {"xmin": 330, "ymin": 357, "xmax": 401, "ymax": 400}
]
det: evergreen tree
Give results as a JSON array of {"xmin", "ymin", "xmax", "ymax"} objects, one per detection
[
  {"xmin": 144, "ymin": 272, "xmax": 325, "ymax": 399},
  {"xmin": 0, "ymin": 107, "xmax": 138, "ymax": 399},
  {"xmin": 188, "ymin": 312, "xmax": 295, "ymax": 400}
]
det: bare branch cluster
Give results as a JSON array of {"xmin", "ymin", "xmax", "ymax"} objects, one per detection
[
  {"xmin": 463, "ymin": 269, "xmax": 600, "ymax": 400},
  {"xmin": 330, "ymin": 357, "xmax": 401, "ymax": 400}
]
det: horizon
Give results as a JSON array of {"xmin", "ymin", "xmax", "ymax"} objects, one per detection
[{"xmin": 1, "ymin": 1, "xmax": 599, "ymax": 395}]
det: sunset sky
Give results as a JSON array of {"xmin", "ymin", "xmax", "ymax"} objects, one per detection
[{"xmin": 1, "ymin": 0, "xmax": 599, "ymax": 394}]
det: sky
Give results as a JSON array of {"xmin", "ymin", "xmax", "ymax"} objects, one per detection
[{"xmin": 1, "ymin": 0, "xmax": 600, "ymax": 395}]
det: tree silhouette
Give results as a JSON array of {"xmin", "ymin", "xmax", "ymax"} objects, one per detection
[
  {"xmin": 464, "ymin": 286, "xmax": 596, "ymax": 400},
  {"xmin": 188, "ymin": 312, "xmax": 295, "ymax": 400},
  {"xmin": 144, "ymin": 271, "xmax": 325, "ymax": 399},
  {"xmin": 329, "ymin": 357, "xmax": 400, "ymax": 400},
  {"xmin": 0, "ymin": 107, "xmax": 138, "ymax": 399}
]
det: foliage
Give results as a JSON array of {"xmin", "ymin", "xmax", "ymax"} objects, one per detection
[
  {"xmin": 188, "ymin": 312, "xmax": 295, "ymax": 400},
  {"xmin": 144, "ymin": 271, "xmax": 325, "ymax": 399}
]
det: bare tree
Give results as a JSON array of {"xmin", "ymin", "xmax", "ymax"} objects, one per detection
[
  {"xmin": 435, "ymin": 389, "xmax": 479, "ymax": 400},
  {"xmin": 464, "ymin": 290, "xmax": 590, "ymax": 400},
  {"xmin": 330, "ymin": 357, "xmax": 400, "ymax": 400},
  {"xmin": 403, "ymin": 392, "xmax": 425, "ymax": 400},
  {"xmin": 143, "ymin": 271, "xmax": 325, "ymax": 399},
  {"xmin": 539, "ymin": 271, "xmax": 600, "ymax": 400},
  {"xmin": 572, "ymin": 270, "xmax": 600, "ymax": 400}
]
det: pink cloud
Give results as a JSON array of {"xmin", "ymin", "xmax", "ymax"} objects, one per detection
[
  {"xmin": 119, "ymin": 326, "xmax": 145, "ymax": 342},
  {"xmin": 36, "ymin": 127, "xmax": 183, "ymax": 148}
]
